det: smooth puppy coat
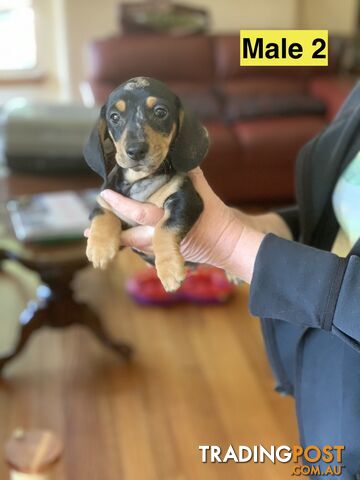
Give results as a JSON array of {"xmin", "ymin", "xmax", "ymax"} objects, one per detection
[{"xmin": 83, "ymin": 77, "xmax": 209, "ymax": 291}]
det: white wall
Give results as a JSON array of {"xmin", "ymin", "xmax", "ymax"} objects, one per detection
[
  {"xmin": 299, "ymin": 0, "xmax": 357, "ymax": 34},
  {"xmin": 181, "ymin": 0, "xmax": 299, "ymax": 31},
  {"xmin": 62, "ymin": 0, "xmax": 119, "ymax": 101}
]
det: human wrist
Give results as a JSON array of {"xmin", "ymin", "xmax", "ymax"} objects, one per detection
[
  {"xmin": 231, "ymin": 209, "xmax": 292, "ymax": 240},
  {"xmin": 222, "ymin": 223, "xmax": 265, "ymax": 284}
]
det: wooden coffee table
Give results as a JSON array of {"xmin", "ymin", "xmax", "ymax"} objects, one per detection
[{"xmin": 0, "ymin": 168, "xmax": 132, "ymax": 372}]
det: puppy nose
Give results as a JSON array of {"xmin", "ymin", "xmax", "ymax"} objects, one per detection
[{"xmin": 126, "ymin": 142, "xmax": 148, "ymax": 161}]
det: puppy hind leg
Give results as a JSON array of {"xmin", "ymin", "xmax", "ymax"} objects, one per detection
[{"xmin": 153, "ymin": 178, "xmax": 203, "ymax": 292}]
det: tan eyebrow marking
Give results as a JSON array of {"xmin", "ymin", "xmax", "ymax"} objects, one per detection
[
  {"xmin": 116, "ymin": 100, "xmax": 126, "ymax": 112},
  {"xmin": 146, "ymin": 96, "xmax": 157, "ymax": 108}
]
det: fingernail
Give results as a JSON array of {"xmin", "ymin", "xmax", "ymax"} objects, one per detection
[{"xmin": 100, "ymin": 190, "xmax": 110, "ymax": 199}]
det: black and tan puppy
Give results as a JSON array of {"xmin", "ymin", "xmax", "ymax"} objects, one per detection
[{"xmin": 83, "ymin": 77, "xmax": 209, "ymax": 292}]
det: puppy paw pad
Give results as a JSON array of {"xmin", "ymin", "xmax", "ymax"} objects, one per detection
[
  {"xmin": 156, "ymin": 258, "xmax": 185, "ymax": 292},
  {"xmin": 86, "ymin": 239, "xmax": 119, "ymax": 270}
]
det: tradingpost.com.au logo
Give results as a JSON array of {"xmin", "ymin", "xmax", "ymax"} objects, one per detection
[{"xmin": 199, "ymin": 444, "xmax": 345, "ymax": 477}]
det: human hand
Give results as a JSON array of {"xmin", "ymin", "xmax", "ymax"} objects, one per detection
[{"xmin": 85, "ymin": 169, "xmax": 265, "ymax": 283}]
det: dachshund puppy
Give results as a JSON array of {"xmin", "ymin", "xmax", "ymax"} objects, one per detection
[{"xmin": 83, "ymin": 77, "xmax": 209, "ymax": 292}]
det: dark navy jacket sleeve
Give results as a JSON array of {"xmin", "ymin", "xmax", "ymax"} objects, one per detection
[{"xmin": 249, "ymin": 234, "xmax": 360, "ymax": 351}]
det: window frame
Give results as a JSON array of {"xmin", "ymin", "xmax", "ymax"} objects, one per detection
[{"xmin": 0, "ymin": 0, "xmax": 48, "ymax": 84}]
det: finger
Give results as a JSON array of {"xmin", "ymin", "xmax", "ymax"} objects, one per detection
[
  {"xmin": 120, "ymin": 225, "xmax": 154, "ymax": 251},
  {"xmin": 188, "ymin": 166, "xmax": 202, "ymax": 177},
  {"xmin": 188, "ymin": 167, "xmax": 223, "ymax": 204},
  {"xmin": 187, "ymin": 167, "xmax": 204, "ymax": 182},
  {"xmin": 188, "ymin": 167, "xmax": 211, "ymax": 194},
  {"xmin": 100, "ymin": 189, "xmax": 164, "ymax": 226}
]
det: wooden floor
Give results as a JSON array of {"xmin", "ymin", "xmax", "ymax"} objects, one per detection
[{"xmin": 0, "ymin": 250, "xmax": 300, "ymax": 479}]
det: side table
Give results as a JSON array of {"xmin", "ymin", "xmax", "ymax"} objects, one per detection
[{"xmin": 0, "ymin": 240, "xmax": 132, "ymax": 373}]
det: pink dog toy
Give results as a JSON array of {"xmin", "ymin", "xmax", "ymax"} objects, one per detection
[{"xmin": 126, "ymin": 266, "xmax": 235, "ymax": 305}]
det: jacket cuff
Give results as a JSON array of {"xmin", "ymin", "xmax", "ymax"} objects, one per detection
[{"xmin": 249, "ymin": 234, "xmax": 347, "ymax": 330}]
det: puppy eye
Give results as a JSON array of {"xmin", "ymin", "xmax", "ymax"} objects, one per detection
[
  {"xmin": 110, "ymin": 112, "xmax": 120, "ymax": 123},
  {"xmin": 154, "ymin": 106, "xmax": 168, "ymax": 119}
]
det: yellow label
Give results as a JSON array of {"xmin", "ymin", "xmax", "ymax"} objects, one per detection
[{"xmin": 240, "ymin": 30, "xmax": 328, "ymax": 66}]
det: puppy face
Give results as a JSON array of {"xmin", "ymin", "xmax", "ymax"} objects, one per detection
[
  {"xmin": 84, "ymin": 77, "xmax": 209, "ymax": 180},
  {"xmin": 105, "ymin": 77, "xmax": 179, "ymax": 174}
]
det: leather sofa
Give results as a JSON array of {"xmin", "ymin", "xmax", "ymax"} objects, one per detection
[{"xmin": 84, "ymin": 34, "xmax": 354, "ymax": 204}]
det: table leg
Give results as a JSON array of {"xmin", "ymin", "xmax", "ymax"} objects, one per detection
[
  {"xmin": 0, "ymin": 298, "xmax": 49, "ymax": 372},
  {"xmin": 76, "ymin": 306, "xmax": 133, "ymax": 359},
  {"xmin": 0, "ymin": 249, "xmax": 133, "ymax": 373}
]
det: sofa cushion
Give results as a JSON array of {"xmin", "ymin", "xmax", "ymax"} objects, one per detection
[
  {"xmin": 227, "ymin": 116, "xmax": 326, "ymax": 202},
  {"xmin": 87, "ymin": 34, "xmax": 214, "ymax": 84},
  {"xmin": 232, "ymin": 116, "xmax": 325, "ymax": 170},
  {"xmin": 203, "ymin": 117, "xmax": 323, "ymax": 203},
  {"xmin": 168, "ymin": 82, "xmax": 221, "ymax": 120},
  {"xmin": 224, "ymin": 93, "xmax": 326, "ymax": 122},
  {"xmin": 201, "ymin": 122, "xmax": 243, "ymax": 202},
  {"xmin": 218, "ymin": 78, "xmax": 307, "ymax": 96}
]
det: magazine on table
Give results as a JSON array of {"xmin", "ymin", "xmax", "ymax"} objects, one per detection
[{"xmin": 7, "ymin": 189, "xmax": 98, "ymax": 243}]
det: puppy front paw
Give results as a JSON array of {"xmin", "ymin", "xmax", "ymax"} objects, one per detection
[
  {"xmin": 156, "ymin": 255, "xmax": 185, "ymax": 292},
  {"xmin": 86, "ymin": 235, "xmax": 120, "ymax": 270}
]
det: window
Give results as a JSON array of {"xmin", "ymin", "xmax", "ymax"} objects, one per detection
[{"xmin": 0, "ymin": 0, "xmax": 37, "ymax": 71}]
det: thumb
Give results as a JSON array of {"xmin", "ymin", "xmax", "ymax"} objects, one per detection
[
  {"xmin": 120, "ymin": 225, "xmax": 155, "ymax": 250},
  {"xmin": 100, "ymin": 189, "xmax": 164, "ymax": 226}
]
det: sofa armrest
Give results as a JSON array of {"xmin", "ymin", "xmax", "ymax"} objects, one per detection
[{"xmin": 308, "ymin": 76, "xmax": 355, "ymax": 121}]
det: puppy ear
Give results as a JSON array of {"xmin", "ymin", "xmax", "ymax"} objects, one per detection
[
  {"xmin": 171, "ymin": 109, "xmax": 209, "ymax": 172},
  {"xmin": 83, "ymin": 105, "xmax": 115, "ymax": 180}
]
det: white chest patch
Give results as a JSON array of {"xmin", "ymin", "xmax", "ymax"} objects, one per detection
[{"xmin": 129, "ymin": 174, "xmax": 170, "ymax": 202}]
